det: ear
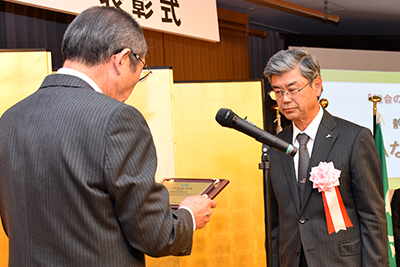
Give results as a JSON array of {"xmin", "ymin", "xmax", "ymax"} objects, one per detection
[
  {"xmin": 313, "ymin": 76, "xmax": 323, "ymax": 98},
  {"xmin": 112, "ymin": 48, "xmax": 131, "ymax": 75}
]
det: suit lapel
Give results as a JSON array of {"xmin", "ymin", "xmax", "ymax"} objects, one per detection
[
  {"xmin": 301, "ymin": 110, "xmax": 337, "ymax": 212},
  {"xmin": 279, "ymin": 125, "xmax": 302, "ymax": 213}
]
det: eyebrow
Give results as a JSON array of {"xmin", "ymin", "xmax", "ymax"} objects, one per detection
[{"xmin": 272, "ymin": 80, "xmax": 299, "ymax": 90}]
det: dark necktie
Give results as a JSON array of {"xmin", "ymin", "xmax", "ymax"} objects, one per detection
[{"xmin": 297, "ymin": 133, "xmax": 309, "ymax": 203}]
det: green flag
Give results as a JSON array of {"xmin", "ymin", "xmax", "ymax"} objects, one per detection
[{"xmin": 375, "ymin": 121, "xmax": 397, "ymax": 266}]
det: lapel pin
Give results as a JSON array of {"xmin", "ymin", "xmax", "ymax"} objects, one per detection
[{"xmin": 326, "ymin": 134, "xmax": 332, "ymax": 138}]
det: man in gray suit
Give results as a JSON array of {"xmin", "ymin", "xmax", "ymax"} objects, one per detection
[
  {"xmin": 0, "ymin": 6, "xmax": 216, "ymax": 267},
  {"xmin": 263, "ymin": 48, "xmax": 388, "ymax": 267}
]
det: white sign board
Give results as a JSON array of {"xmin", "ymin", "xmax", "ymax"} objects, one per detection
[
  {"xmin": 289, "ymin": 47, "xmax": 400, "ymax": 181},
  {"xmin": 5, "ymin": 0, "xmax": 220, "ymax": 42},
  {"xmin": 321, "ymin": 76, "xmax": 400, "ymax": 180}
]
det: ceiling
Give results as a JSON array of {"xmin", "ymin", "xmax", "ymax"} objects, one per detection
[{"xmin": 216, "ymin": 0, "xmax": 400, "ymax": 36}]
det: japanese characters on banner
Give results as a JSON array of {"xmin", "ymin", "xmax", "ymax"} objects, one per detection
[
  {"xmin": 367, "ymin": 91, "xmax": 400, "ymax": 160},
  {"xmin": 5, "ymin": 0, "xmax": 220, "ymax": 42},
  {"xmin": 322, "ymin": 80, "xmax": 400, "ymax": 180}
]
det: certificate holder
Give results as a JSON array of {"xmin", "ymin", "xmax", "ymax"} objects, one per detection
[{"xmin": 161, "ymin": 178, "xmax": 229, "ymax": 209}]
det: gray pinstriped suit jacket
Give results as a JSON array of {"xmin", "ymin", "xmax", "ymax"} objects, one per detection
[
  {"xmin": 0, "ymin": 74, "xmax": 193, "ymax": 266},
  {"xmin": 268, "ymin": 110, "xmax": 389, "ymax": 267}
]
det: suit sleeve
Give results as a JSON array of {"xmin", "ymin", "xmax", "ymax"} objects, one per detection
[
  {"xmin": 103, "ymin": 105, "xmax": 193, "ymax": 257},
  {"xmin": 350, "ymin": 127, "xmax": 388, "ymax": 266},
  {"xmin": 270, "ymin": 180, "xmax": 280, "ymax": 267}
]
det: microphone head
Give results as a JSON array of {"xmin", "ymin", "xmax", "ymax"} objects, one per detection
[{"xmin": 216, "ymin": 108, "xmax": 236, "ymax": 127}]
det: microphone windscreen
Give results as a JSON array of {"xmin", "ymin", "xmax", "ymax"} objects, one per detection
[{"xmin": 216, "ymin": 108, "xmax": 235, "ymax": 127}]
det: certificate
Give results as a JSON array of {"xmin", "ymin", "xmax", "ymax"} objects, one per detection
[{"xmin": 161, "ymin": 178, "xmax": 229, "ymax": 209}]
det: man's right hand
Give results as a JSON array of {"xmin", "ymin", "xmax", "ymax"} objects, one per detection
[{"xmin": 179, "ymin": 195, "xmax": 217, "ymax": 230}]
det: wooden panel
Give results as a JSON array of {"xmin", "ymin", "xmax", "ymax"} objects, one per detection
[
  {"xmin": 142, "ymin": 29, "xmax": 164, "ymax": 67},
  {"xmin": 220, "ymin": 28, "xmax": 251, "ymax": 80},
  {"xmin": 128, "ymin": 10, "xmax": 252, "ymax": 82},
  {"xmin": 162, "ymin": 28, "xmax": 250, "ymax": 81},
  {"xmin": 217, "ymin": 7, "xmax": 249, "ymax": 25},
  {"xmin": 143, "ymin": 10, "xmax": 251, "ymax": 82}
]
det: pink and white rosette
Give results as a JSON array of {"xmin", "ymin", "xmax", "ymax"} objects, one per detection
[{"xmin": 309, "ymin": 161, "xmax": 353, "ymax": 234}]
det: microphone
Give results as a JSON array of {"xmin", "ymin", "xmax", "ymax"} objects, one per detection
[{"xmin": 215, "ymin": 108, "xmax": 297, "ymax": 157}]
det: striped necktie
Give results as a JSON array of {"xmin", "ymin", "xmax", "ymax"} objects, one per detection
[{"xmin": 297, "ymin": 133, "xmax": 309, "ymax": 203}]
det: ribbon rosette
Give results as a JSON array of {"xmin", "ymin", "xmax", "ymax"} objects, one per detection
[{"xmin": 309, "ymin": 162, "xmax": 353, "ymax": 234}]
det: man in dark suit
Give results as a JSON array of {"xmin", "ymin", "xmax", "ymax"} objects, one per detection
[
  {"xmin": 263, "ymin": 48, "xmax": 388, "ymax": 267},
  {"xmin": 0, "ymin": 6, "xmax": 216, "ymax": 267}
]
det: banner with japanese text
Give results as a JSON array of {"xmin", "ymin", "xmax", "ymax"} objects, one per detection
[
  {"xmin": 4, "ymin": 0, "xmax": 220, "ymax": 42},
  {"xmin": 290, "ymin": 47, "xmax": 400, "ymax": 187},
  {"xmin": 321, "ymin": 71, "xmax": 400, "ymax": 182}
]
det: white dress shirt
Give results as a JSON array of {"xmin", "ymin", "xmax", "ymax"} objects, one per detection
[
  {"xmin": 292, "ymin": 106, "xmax": 324, "ymax": 182},
  {"xmin": 57, "ymin": 68, "xmax": 103, "ymax": 94}
]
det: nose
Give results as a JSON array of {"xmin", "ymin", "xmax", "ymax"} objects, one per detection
[{"xmin": 281, "ymin": 92, "xmax": 292, "ymax": 102}]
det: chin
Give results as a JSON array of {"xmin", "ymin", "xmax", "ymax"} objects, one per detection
[{"xmin": 281, "ymin": 112, "xmax": 295, "ymax": 121}]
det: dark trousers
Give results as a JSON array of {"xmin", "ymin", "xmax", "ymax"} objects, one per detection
[{"xmin": 300, "ymin": 246, "xmax": 308, "ymax": 267}]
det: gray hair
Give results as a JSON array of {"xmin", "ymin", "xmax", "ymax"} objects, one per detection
[
  {"xmin": 62, "ymin": 6, "xmax": 147, "ymax": 70},
  {"xmin": 263, "ymin": 48, "xmax": 321, "ymax": 84}
]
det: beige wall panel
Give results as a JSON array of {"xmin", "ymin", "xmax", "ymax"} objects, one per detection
[
  {"xmin": 0, "ymin": 50, "xmax": 52, "ymax": 115},
  {"xmin": 125, "ymin": 68, "xmax": 176, "ymax": 182},
  {"xmin": 146, "ymin": 80, "xmax": 266, "ymax": 267},
  {"xmin": 174, "ymin": 81, "xmax": 266, "ymax": 267},
  {"xmin": 0, "ymin": 50, "xmax": 52, "ymax": 267}
]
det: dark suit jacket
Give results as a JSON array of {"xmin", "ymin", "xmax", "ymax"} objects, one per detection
[
  {"xmin": 0, "ymin": 74, "xmax": 193, "ymax": 266},
  {"xmin": 391, "ymin": 189, "xmax": 400, "ymax": 266},
  {"xmin": 268, "ymin": 110, "xmax": 388, "ymax": 267}
]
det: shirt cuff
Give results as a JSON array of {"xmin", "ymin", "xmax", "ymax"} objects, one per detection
[{"xmin": 178, "ymin": 206, "xmax": 196, "ymax": 231}]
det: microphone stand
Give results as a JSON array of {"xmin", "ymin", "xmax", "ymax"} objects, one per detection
[{"xmin": 259, "ymin": 144, "xmax": 273, "ymax": 267}]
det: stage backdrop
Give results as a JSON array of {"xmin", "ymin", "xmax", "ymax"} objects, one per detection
[{"xmin": 290, "ymin": 47, "xmax": 400, "ymax": 189}]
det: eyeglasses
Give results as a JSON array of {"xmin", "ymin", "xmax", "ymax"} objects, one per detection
[
  {"xmin": 114, "ymin": 49, "xmax": 152, "ymax": 82},
  {"xmin": 270, "ymin": 79, "xmax": 313, "ymax": 100},
  {"xmin": 132, "ymin": 53, "xmax": 152, "ymax": 82}
]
